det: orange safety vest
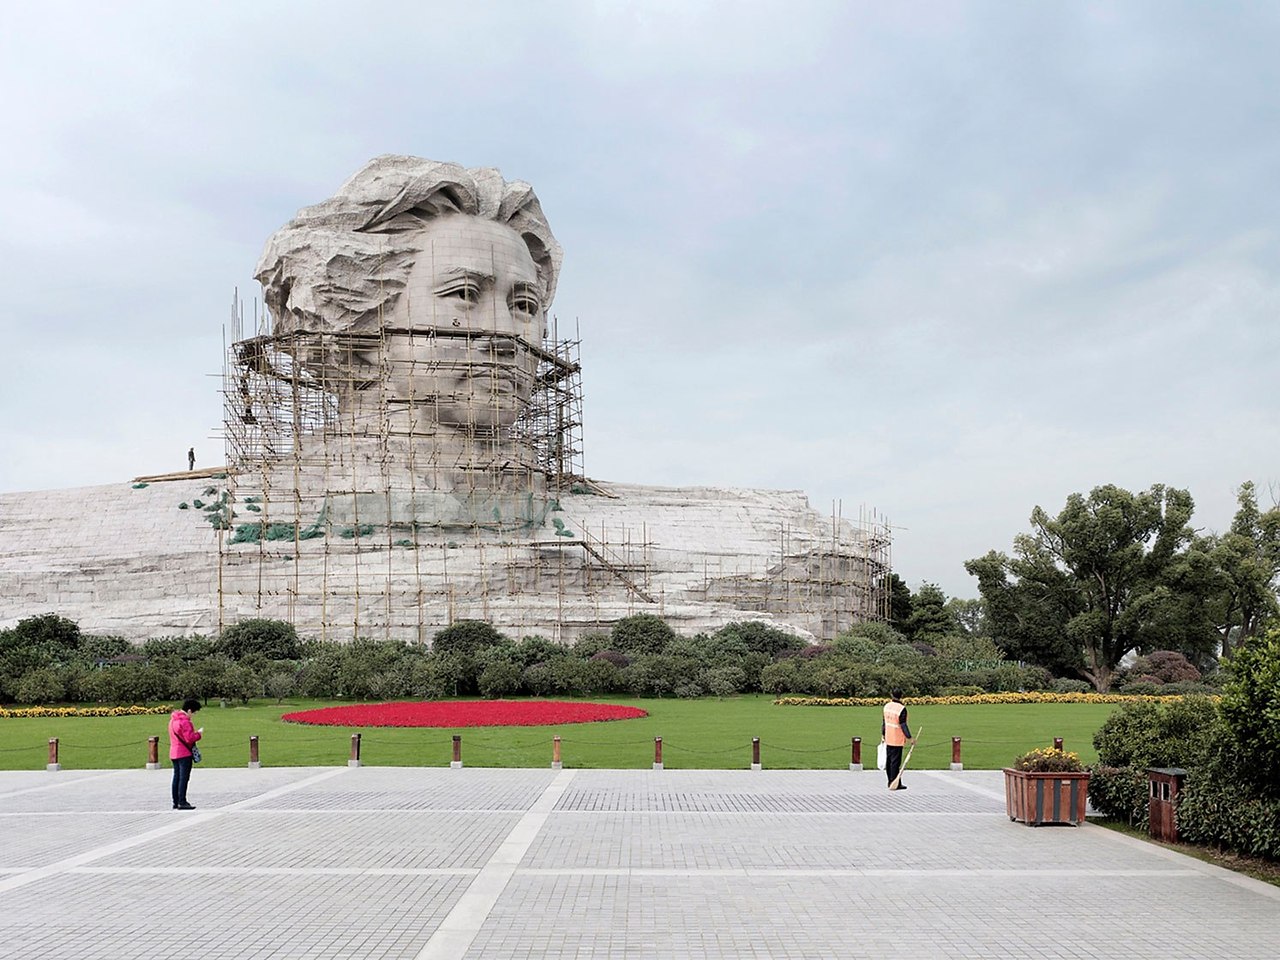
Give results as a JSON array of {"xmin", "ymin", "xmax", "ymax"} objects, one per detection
[{"xmin": 883, "ymin": 700, "xmax": 906, "ymax": 747}]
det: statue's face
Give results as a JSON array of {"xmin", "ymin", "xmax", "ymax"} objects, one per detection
[{"xmin": 384, "ymin": 215, "xmax": 545, "ymax": 430}]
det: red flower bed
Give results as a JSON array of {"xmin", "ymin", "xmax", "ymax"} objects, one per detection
[{"xmin": 282, "ymin": 700, "xmax": 647, "ymax": 728}]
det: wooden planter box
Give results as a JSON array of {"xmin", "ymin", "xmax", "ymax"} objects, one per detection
[{"xmin": 1003, "ymin": 768, "xmax": 1090, "ymax": 826}]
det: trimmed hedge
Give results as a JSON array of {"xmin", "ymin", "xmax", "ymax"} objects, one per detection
[
  {"xmin": 1179, "ymin": 777, "xmax": 1280, "ymax": 860},
  {"xmin": 1087, "ymin": 766, "xmax": 1150, "ymax": 829}
]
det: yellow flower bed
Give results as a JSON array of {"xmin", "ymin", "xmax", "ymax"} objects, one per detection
[
  {"xmin": 0, "ymin": 704, "xmax": 170, "ymax": 719},
  {"xmin": 774, "ymin": 691, "xmax": 1219, "ymax": 707}
]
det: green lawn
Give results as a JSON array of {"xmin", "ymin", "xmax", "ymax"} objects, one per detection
[{"xmin": 0, "ymin": 696, "xmax": 1115, "ymax": 771}]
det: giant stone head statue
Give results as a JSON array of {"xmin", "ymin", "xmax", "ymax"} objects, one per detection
[{"xmin": 254, "ymin": 156, "xmax": 563, "ymax": 433}]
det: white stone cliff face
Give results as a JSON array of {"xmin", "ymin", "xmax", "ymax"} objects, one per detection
[{"xmin": 0, "ymin": 477, "xmax": 879, "ymax": 642}]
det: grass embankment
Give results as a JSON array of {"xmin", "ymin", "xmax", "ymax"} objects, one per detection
[{"xmin": 0, "ymin": 696, "xmax": 1113, "ymax": 771}]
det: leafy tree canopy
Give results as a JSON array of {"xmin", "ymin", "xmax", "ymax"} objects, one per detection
[
  {"xmin": 965, "ymin": 484, "xmax": 1219, "ymax": 690},
  {"xmin": 887, "ymin": 573, "xmax": 913, "ymax": 631},
  {"xmin": 903, "ymin": 582, "xmax": 954, "ymax": 641},
  {"xmin": 1203, "ymin": 481, "xmax": 1280, "ymax": 658}
]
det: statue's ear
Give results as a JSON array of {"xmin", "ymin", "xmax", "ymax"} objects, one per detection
[{"xmin": 522, "ymin": 232, "xmax": 555, "ymax": 304}]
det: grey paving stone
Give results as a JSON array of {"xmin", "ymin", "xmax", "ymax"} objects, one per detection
[{"xmin": 0, "ymin": 766, "xmax": 1275, "ymax": 960}]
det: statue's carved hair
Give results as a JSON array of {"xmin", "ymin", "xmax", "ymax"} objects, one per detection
[{"xmin": 255, "ymin": 155, "xmax": 562, "ymax": 335}]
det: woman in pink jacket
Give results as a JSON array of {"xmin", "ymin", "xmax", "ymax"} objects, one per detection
[{"xmin": 168, "ymin": 698, "xmax": 203, "ymax": 810}]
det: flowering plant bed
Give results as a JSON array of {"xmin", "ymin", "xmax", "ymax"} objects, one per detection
[
  {"xmin": 1005, "ymin": 748, "xmax": 1090, "ymax": 826},
  {"xmin": 282, "ymin": 699, "xmax": 647, "ymax": 728},
  {"xmin": 775, "ymin": 692, "xmax": 1214, "ymax": 707},
  {"xmin": 0, "ymin": 705, "xmax": 169, "ymax": 719}
]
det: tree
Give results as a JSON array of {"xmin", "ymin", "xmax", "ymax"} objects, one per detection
[
  {"xmin": 611, "ymin": 614, "xmax": 676, "ymax": 656},
  {"xmin": 887, "ymin": 574, "xmax": 913, "ymax": 631},
  {"xmin": 944, "ymin": 598, "xmax": 988, "ymax": 637},
  {"xmin": 1219, "ymin": 627, "xmax": 1280, "ymax": 798},
  {"xmin": 964, "ymin": 549, "xmax": 1080, "ymax": 678},
  {"xmin": 1205, "ymin": 482, "xmax": 1280, "ymax": 658},
  {"xmin": 902, "ymin": 583, "xmax": 954, "ymax": 641},
  {"xmin": 713, "ymin": 621, "xmax": 805, "ymax": 658},
  {"xmin": 431, "ymin": 620, "xmax": 507, "ymax": 657},
  {"xmin": 966, "ymin": 484, "xmax": 1218, "ymax": 691},
  {"xmin": 219, "ymin": 618, "xmax": 300, "ymax": 661}
]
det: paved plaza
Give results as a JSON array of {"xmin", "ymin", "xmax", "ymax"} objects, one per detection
[{"xmin": 0, "ymin": 765, "xmax": 1277, "ymax": 959}]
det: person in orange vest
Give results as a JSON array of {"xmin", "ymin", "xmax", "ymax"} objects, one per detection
[{"xmin": 881, "ymin": 688, "xmax": 915, "ymax": 790}]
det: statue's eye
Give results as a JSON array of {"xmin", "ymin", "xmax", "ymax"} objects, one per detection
[
  {"xmin": 510, "ymin": 291, "xmax": 541, "ymax": 316},
  {"xmin": 441, "ymin": 282, "xmax": 481, "ymax": 304}
]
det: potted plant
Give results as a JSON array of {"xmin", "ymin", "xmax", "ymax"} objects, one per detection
[{"xmin": 1004, "ymin": 746, "xmax": 1090, "ymax": 826}]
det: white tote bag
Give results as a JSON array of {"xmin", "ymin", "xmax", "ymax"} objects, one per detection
[{"xmin": 876, "ymin": 740, "xmax": 887, "ymax": 771}]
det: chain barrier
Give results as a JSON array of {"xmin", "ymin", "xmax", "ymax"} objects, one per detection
[
  {"xmin": 555, "ymin": 736, "xmax": 655, "ymax": 746},
  {"xmin": 56, "ymin": 739, "xmax": 149, "ymax": 751},
  {"xmin": 659, "ymin": 741, "xmax": 753, "ymax": 757},
  {"xmin": 767, "ymin": 742, "xmax": 846, "ymax": 755},
  {"xmin": 7, "ymin": 732, "xmax": 1073, "ymax": 768},
  {"xmin": 0, "ymin": 743, "xmax": 46, "ymax": 754}
]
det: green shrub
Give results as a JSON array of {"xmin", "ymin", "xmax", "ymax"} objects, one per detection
[
  {"xmin": 930, "ymin": 632, "xmax": 1006, "ymax": 662},
  {"xmin": 295, "ymin": 656, "xmax": 340, "ymax": 698},
  {"xmin": 1178, "ymin": 725, "xmax": 1280, "ymax": 860},
  {"xmin": 702, "ymin": 665, "xmax": 746, "ymax": 697},
  {"xmin": 1092, "ymin": 697, "xmax": 1219, "ymax": 769},
  {"xmin": 877, "ymin": 643, "xmax": 924, "ymax": 668},
  {"xmin": 839, "ymin": 621, "xmax": 907, "ymax": 646},
  {"xmin": 760, "ymin": 660, "xmax": 799, "ymax": 695},
  {"xmin": 9, "ymin": 614, "xmax": 82, "ymax": 659},
  {"xmin": 1052, "ymin": 678, "xmax": 1094, "ymax": 694},
  {"xmin": 511, "ymin": 635, "xmax": 569, "ymax": 668},
  {"xmin": 522, "ymin": 662, "xmax": 557, "ymax": 697},
  {"xmin": 830, "ymin": 635, "xmax": 879, "ymax": 661},
  {"xmin": 14, "ymin": 667, "xmax": 68, "ymax": 704},
  {"xmin": 1020, "ymin": 665, "xmax": 1055, "ymax": 690},
  {"xmin": 550, "ymin": 657, "xmax": 590, "ymax": 695},
  {"xmin": 571, "ymin": 631, "xmax": 612, "ymax": 658},
  {"xmin": 1087, "ymin": 766, "xmax": 1150, "ymax": 828},
  {"xmin": 937, "ymin": 685, "xmax": 985, "ymax": 697},
  {"xmin": 611, "ymin": 614, "xmax": 677, "ymax": 656},
  {"xmin": 141, "ymin": 635, "xmax": 218, "ymax": 662},
  {"xmin": 264, "ymin": 671, "xmax": 296, "ymax": 702},
  {"xmin": 1122, "ymin": 681, "xmax": 1162, "ymax": 696},
  {"xmin": 674, "ymin": 680, "xmax": 704, "ymax": 699},
  {"xmin": 1161, "ymin": 681, "xmax": 1220, "ymax": 696},
  {"xmin": 737, "ymin": 651, "xmax": 771, "ymax": 692},
  {"xmin": 714, "ymin": 621, "xmax": 805, "ymax": 658},
  {"xmin": 432, "ymin": 621, "xmax": 507, "ymax": 658},
  {"xmin": 478, "ymin": 661, "xmax": 523, "ymax": 698},
  {"xmin": 404, "ymin": 656, "xmax": 467, "ymax": 699},
  {"xmin": 1220, "ymin": 629, "xmax": 1280, "ymax": 799},
  {"xmin": 111, "ymin": 664, "xmax": 170, "ymax": 702},
  {"xmin": 579, "ymin": 658, "xmax": 624, "ymax": 694},
  {"xmin": 219, "ymin": 619, "xmax": 300, "ymax": 661},
  {"xmin": 219, "ymin": 663, "xmax": 261, "ymax": 703},
  {"xmin": 1179, "ymin": 786, "xmax": 1280, "ymax": 860},
  {"xmin": 175, "ymin": 657, "xmax": 237, "ymax": 704}
]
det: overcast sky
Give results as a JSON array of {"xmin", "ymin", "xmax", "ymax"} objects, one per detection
[{"xmin": 1, "ymin": 1, "xmax": 1276, "ymax": 599}]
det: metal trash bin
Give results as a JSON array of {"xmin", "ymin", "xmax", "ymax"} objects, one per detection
[{"xmin": 1147, "ymin": 767, "xmax": 1187, "ymax": 842}]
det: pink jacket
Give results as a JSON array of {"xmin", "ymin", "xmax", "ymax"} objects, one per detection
[{"xmin": 169, "ymin": 710, "xmax": 202, "ymax": 760}]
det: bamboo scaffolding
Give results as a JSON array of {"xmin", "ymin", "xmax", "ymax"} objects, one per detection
[{"xmin": 217, "ymin": 270, "xmax": 891, "ymax": 642}]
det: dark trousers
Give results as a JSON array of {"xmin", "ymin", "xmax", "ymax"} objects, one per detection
[
  {"xmin": 171, "ymin": 756, "xmax": 193, "ymax": 806},
  {"xmin": 885, "ymin": 744, "xmax": 904, "ymax": 786}
]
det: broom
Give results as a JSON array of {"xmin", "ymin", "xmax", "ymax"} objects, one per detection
[{"xmin": 888, "ymin": 725, "xmax": 922, "ymax": 791}]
